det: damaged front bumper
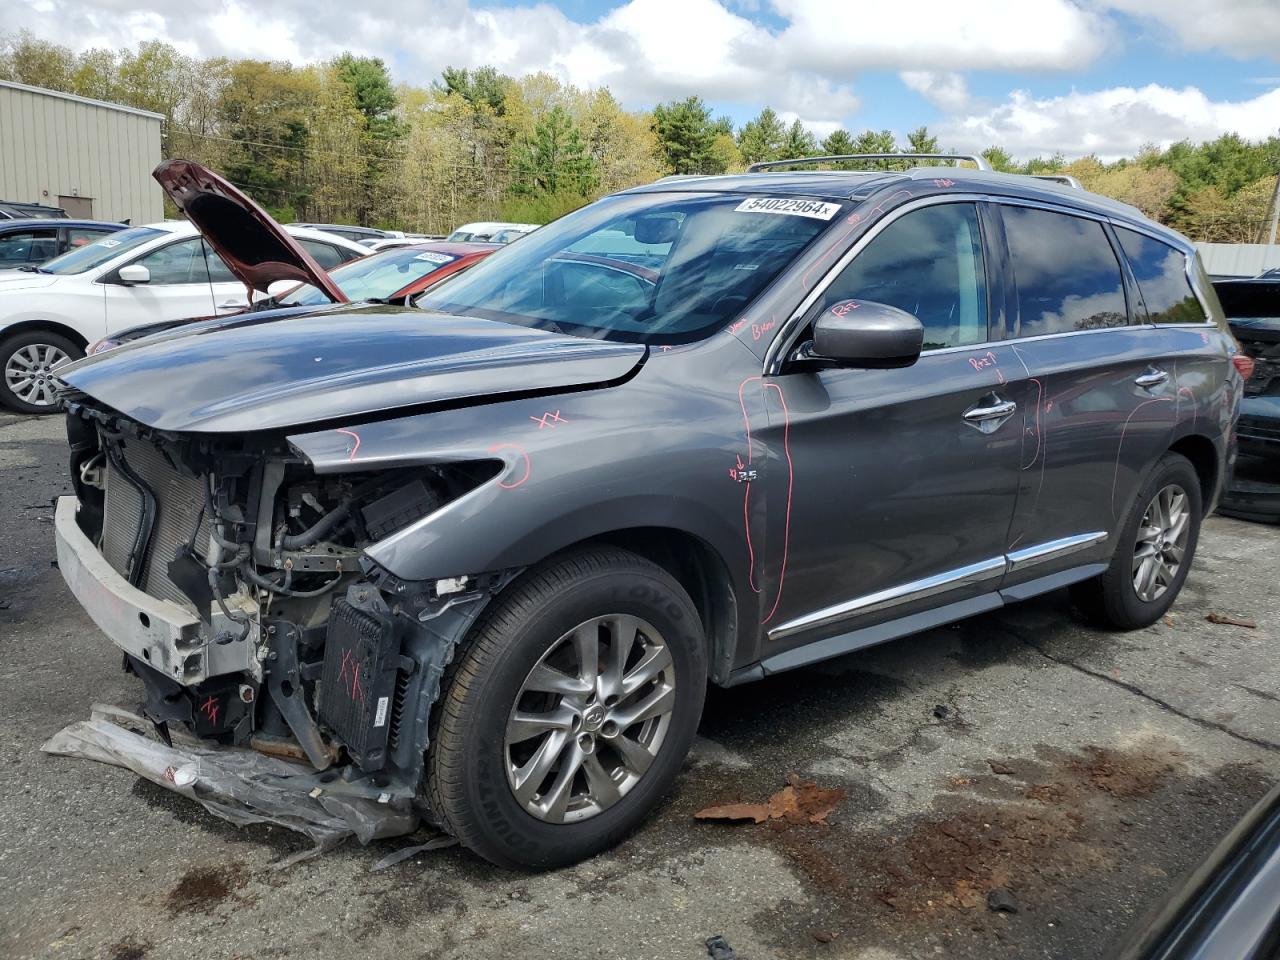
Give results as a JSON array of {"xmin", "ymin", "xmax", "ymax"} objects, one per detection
[{"xmin": 54, "ymin": 496, "xmax": 258, "ymax": 686}]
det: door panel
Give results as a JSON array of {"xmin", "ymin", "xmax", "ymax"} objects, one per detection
[
  {"xmin": 102, "ymin": 238, "xmax": 217, "ymax": 334},
  {"xmin": 759, "ymin": 348, "xmax": 1023, "ymax": 654}
]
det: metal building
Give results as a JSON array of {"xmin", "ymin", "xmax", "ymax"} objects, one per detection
[{"xmin": 0, "ymin": 80, "xmax": 164, "ymax": 224}]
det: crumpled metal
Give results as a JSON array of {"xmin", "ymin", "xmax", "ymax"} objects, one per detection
[{"xmin": 42, "ymin": 704, "xmax": 419, "ymax": 866}]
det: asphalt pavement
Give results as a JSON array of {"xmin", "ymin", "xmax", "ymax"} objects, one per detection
[{"xmin": 2, "ymin": 411, "xmax": 1277, "ymax": 960}]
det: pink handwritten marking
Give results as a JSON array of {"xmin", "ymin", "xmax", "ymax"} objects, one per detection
[
  {"xmin": 933, "ymin": 178, "xmax": 956, "ymax": 188},
  {"xmin": 335, "ymin": 428, "xmax": 361, "ymax": 462},
  {"xmin": 163, "ymin": 766, "xmax": 177, "ymax": 783},
  {"xmin": 349, "ymin": 662, "xmax": 366, "ymax": 706},
  {"xmin": 829, "ymin": 301, "xmax": 859, "ymax": 318},
  {"xmin": 729, "ymin": 453, "xmax": 746, "ymax": 481},
  {"xmin": 727, "ymin": 318, "xmax": 750, "ymax": 335},
  {"xmin": 659, "ymin": 345, "xmax": 672, "ymax": 352},
  {"xmin": 531, "ymin": 410, "xmax": 568, "ymax": 429},
  {"xmin": 734, "ymin": 376, "xmax": 794, "ymax": 623},
  {"xmin": 751, "ymin": 320, "xmax": 776, "ymax": 341},
  {"xmin": 1110, "ymin": 397, "xmax": 1175, "ymax": 518},
  {"xmin": 488, "ymin": 442, "xmax": 532, "ymax": 489},
  {"xmin": 967, "ymin": 351, "xmax": 998, "ymax": 373},
  {"xmin": 760, "ymin": 382, "xmax": 793, "ymax": 626},
  {"xmin": 199, "ymin": 694, "xmax": 220, "ymax": 726}
]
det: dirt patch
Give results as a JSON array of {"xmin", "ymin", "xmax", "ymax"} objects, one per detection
[
  {"xmin": 164, "ymin": 862, "xmax": 249, "ymax": 916},
  {"xmin": 695, "ymin": 774, "xmax": 846, "ymax": 825},
  {"xmin": 1066, "ymin": 746, "xmax": 1182, "ymax": 799},
  {"xmin": 107, "ymin": 937, "xmax": 151, "ymax": 960}
]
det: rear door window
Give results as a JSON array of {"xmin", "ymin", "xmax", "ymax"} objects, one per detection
[
  {"xmin": 0, "ymin": 229, "xmax": 58, "ymax": 266},
  {"xmin": 1114, "ymin": 227, "xmax": 1206, "ymax": 324},
  {"xmin": 822, "ymin": 202, "xmax": 989, "ymax": 350},
  {"xmin": 131, "ymin": 238, "xmax": 210, "ymax": 284},
  {"xmin": 299, "ymin": 239, "xmax": 347, "ymax": 268},
  {"xmin": 1002, "ymin": 206, "xmax": 1128, "ymax": 336}
]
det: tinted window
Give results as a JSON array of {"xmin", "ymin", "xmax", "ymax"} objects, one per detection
[
  {"xmin": 282, "ymin": 246, "xmax": 460, "ymax": 306},
  {"xmin": 133, "ymin": 238, "xmax": 209, "ymax": 284},
  {"xmin": 66, "ymin": 227, "xmax": 113, "ymax": 248},
  {"xmin": 1115, "ymin": 227, "xmax": 1206, "ymax": 324},
  {"xmin": 299, "ymin": 239, "xmax": 346, "ymax": 268},
  {"xmin": 202, "ymin": 241, "xmax": 238, "ymax": 283},
  {"xmin": 822, "ymin": 203, "xmax": 988, "ymax": 350},
  {"xmin": 1003, "ymin": 207, "xmax": 1128, "ymax": 335},
  {"xmin": 0, "ymin": 229, "xmax": 58, "ymax": 266},
  {"xmin": 419, "ymin": 192, "xmax": 837, "ymax": 345}
]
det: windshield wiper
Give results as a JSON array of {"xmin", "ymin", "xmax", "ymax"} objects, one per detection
[{"xmin": 16, "ymin": 265, "xmax": 48, "ymax": 273}]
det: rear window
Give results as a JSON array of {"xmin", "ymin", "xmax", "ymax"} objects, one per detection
[
  {"xmin": 1115, "ymin": 228, "xmax": 1207, "ymax": 324},
  {"xmin": 1003, "ymin": 206, "xmax": 1129, "ymax": 336}
]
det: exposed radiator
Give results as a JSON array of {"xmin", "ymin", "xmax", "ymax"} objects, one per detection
[{"xmin": 101, "ymin": 437, "xmax": 209, "ymax": 608}]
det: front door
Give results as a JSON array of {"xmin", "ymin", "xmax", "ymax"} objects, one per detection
[
  {"xmin": 758, "ymin": 201, "xmax": 1022, "ymax": 658},
  {"xmin": 101, "ymin": 237, "xmax": 218, "ymax": 335}
]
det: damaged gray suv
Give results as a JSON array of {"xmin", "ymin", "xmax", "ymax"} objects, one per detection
[{"xmin": 54, "ymin": 159, "xmax": 1243, "ymax": 868}]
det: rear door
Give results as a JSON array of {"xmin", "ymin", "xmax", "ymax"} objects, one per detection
[
  {"xmin": 761, "ymin": 200, "xmax": 1023, "ymax": 658},
  {"xmin": 996, "ymin": 203, "xmax": 1176, "ymax": 585},
  {"xmin": 101, "ymin": 237, "xmax": 218, "ymax": 334}
]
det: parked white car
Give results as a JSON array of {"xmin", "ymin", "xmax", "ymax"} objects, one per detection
[
  {"xmin": 445, "ymin": 221, "xmax": 539, "ymax": 242},
  {"xmin": 0, "ymin": 221, "xmax": 366, "ymax": 412}
]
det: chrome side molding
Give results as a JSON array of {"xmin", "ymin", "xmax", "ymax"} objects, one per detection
[{"xmin": 768, "ymin": 531, "xmax": 1108, "ymax": 642}]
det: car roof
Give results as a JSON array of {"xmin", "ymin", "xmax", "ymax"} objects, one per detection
[
  {"xmin": 621, "ymin": 166, "xmax": 1184, "ymax": 249},
  {"xmin": 136, "ymin": 219, "xmax": 368, "ymax": 253},
  {"xmin": 0, "ymin": 218, "xmax": 124, "ymax": 230}
]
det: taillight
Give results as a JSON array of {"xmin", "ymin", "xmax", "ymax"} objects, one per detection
[{"xmin": 1232, "ymin": 353, "xmax": 1255, "ymax": 381}]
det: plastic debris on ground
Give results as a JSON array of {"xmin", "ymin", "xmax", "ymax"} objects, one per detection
[{"xmin": 42, "ymin": 704, "xmax": 419, "ymax": 865}]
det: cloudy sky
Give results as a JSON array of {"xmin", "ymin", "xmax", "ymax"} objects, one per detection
[{"xmin": 6, "ymin": 0, "xmax": 1280, "ymax": 159}]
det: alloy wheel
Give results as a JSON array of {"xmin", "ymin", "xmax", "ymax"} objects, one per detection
[
  {"xmin": 1132, "ymin": 483, "xmax": 1190, "ymax": 603},
  {"xmin": 4, "ymin": 343, "xmax": 70, "ymax": 407},
  {"xmin": 505, "ymin": 614, "xmax": 677, "ymax": 824}
]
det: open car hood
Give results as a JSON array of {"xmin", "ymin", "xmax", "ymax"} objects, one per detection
[
  {"xmin": 153, "ymin": 159, "xmax": 347, "ymax": 303},
  {"xmin": 56, "ymin": 307, "xmax": 646, "ymax": 433}
]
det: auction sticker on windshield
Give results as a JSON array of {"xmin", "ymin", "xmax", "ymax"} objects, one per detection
[
  {"xmin": 414, "ymin": 251, "xmax": 456, "ymax": 264},
  {"xmin": 735, "ymin": 197, "xmax": 842, "ymax": 220}
]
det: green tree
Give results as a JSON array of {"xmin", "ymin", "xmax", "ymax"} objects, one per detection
[
  {"xmin": 852, "ymin": 129, "xmax": 897, "ymax": 154},
  {"xmin": 651, "ymin": 96, "xmax": 726, "ymax": 175},
  {"xmin": 780, "ymin": 119, "xmax": 817, "ymax": 159},
  {"xmin": 981, "ymin": 145, "xmax": 1016, "ymax": 172},
  {"xmin": 511, "ymin": 105, "xmax": 597, "ymax": 196},
  {"xmin": 905, "ymin": 126, "xmax": 939, "ymax": 154},
  {"xmin": 438, "ymin": 65, "xmax": 510, "ymax": 115},
  {"xmin": 737, "ymin": 107, "xmax": 786, "ymax": 164},
  {"xmin": 332, "ymin": 54, "xmax": 404, "ymax": 224}
]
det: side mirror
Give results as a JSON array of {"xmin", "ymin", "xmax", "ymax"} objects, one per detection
[
  {"xmin": 116, "ymin": 264, "xmax": 150, "ymax": 284},
  {"xmin": 806, "ymin": 299, "xmax": 924, "ymax": 369}
]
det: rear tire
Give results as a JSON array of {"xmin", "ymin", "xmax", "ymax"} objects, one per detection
[
  {"xmin": 0, "ymin": 329, "xmax": 82, "ymax": 414},
  {"xmin": 1070, "ymin": 452, "xmax": 1202, "ymax": 629},
  {"xmin": 425, "ymin": 546, "xmax": 707, "ymax": 869}
]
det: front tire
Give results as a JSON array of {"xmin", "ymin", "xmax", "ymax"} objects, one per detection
[
  {"xmin": 0, "ymin": 329, "xmax": 82, "ymax": 414},
  {"xmin": 425, "ymin": 546, "xmax": 707, "ymax": 869},
  {"xmin": 1070, "ymin": 451, "xmax": 1202, "ymax": 629}
]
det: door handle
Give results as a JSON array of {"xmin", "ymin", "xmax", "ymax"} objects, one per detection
[
  {"xmin": 963, "ymin": 398, "xmax": 1017, "ymax": 422},
  {"xmin": 1134, "ymin": 368, "xmax": 1169, "ymax": 389}
]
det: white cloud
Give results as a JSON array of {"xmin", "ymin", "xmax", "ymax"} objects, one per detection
[
  {"xmin": 935, "ymin": 83, "xmax": 1280, "ymax": 161},
  {"xmin": 2, "ymin": 0, "xmax": 1108, "ymax": 130},
  {"xmin": 900, "ymin": 71, "xmax": 972, "ymax": 111},
  {"xmin": 1099, "ymin": 0, "xmax": 1280, "ymax": 60}
]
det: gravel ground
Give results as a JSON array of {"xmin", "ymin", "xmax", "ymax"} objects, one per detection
[{"xmin": 1, "ymin": 411, "xmax": 1277, "ymax": 960}]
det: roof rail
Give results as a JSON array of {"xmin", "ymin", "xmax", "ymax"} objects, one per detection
[
  {"xmin": 1029, "ymin": 174, "xmax": 1083, "ymax": 189},
  {"xmin": 747, "ymin": 153, "xmax": 991, "ymax": 173}
]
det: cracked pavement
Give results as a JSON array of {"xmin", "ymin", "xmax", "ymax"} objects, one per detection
[{"xmin": 1, "ymin": 412, "xmax": 1277, "ymax": 960}]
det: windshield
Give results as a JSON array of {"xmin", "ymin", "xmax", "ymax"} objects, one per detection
[
  {"xmin": 417, "ymin": 192, "xmax": 841, "ymax": 345},
  {"xmin": 38, "ymin": 226, "xmax": 167, "ymax": 275},
  {"xmin": 280, "ymin": 246, "xmax": 461, "ymax": 306}
]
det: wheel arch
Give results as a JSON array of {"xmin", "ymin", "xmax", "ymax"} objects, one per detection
[
  {"xmin": 0, "ymin": 318, "xmax": 90, "ymax": 351},
  {"xmin": 533, "ymin": 526, "xmax": 743, "ymax": 686},
  {"xmin": 1168, "ymin": 433, "xmax": 1221, "ymax": 508}
]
